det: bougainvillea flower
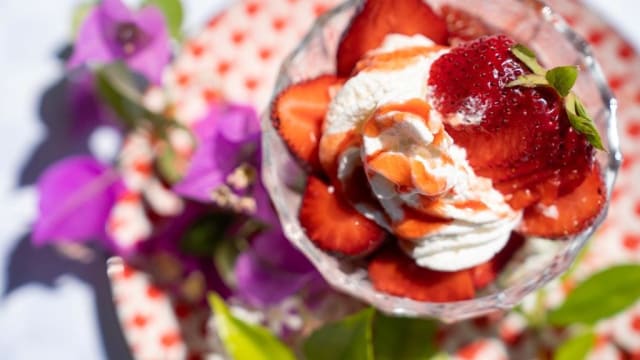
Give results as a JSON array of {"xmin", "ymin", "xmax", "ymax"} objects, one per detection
[
  {"xmin": 234, "ymin": 229, "xmax": 326, "ymax": 306},
  {"xmin": 33, "ymin": 156, "xmax": 124, "ymax": 246},
  {"xmin": 68, "ymin": 0, "xmax": 171, "ymax": 84},
  {"xmin": 174, "ymin": 103, "xmax": 264, "ymax": 217}
]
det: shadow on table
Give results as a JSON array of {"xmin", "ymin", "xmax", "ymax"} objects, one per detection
[{"xmin": 3, "ymin": 233, "xmax": 133, "ymax": 360}]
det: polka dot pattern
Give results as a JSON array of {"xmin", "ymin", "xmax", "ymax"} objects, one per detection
[{"xmin": 109, "ymin": 0, "xmax": 640, "ymax": 358}]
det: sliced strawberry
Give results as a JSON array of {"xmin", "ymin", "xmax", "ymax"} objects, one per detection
[
  {"xmin": 519, "ymin": 164, "xmax": 606, "ymax": 238},
  {"xmin": 272, "ymin": 75, "xmax": 345, "ymax": 172},
  {"xmin": 368, "ymin": 246, "xmax": 475, "ymax": 302},
  {"xmin": 336, "ymin": 0, "xmax": 448, "ymax": 77},
  {"xmin": 299, "ymin": 176, "xmax": 386, "ymax": 256},
  {"xmin": 441, "ymin": 5, "xmax": 493, "ymax": 45},
  {"xmin": 429, "ymin": 35, "xmax": 594, "ymax": 204},
  {"xmin": 470, "ymin": 232, "xmax": 525, "ymax": 289}
]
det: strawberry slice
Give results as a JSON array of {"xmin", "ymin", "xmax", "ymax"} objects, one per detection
[
  {"xmin": 520, "ymin": 164, "xmax": 606, "ymax": 238},
  {"xmin": 336, "ymin": 0, "xmax": 448, "ymax": 77},
  {"xmin": 272, "ymin": 75, "xmax": 344, "ymax": 172},
  {"xmin": 299, "ymin": 176, "xmax": 386, "ymax": 256},
  {"xmin": 441, "ymin": 5, "xmax": 493, "ymax": 45},
  {"xmin": 429, "ymin": 35, "xmax": 594, "ymax": 205},
  {"xmin": 368, "ymin": 246, "xmax": 475, "ymax": 302},
  {"xmin": 470, "ymin": 232, "xmax": 525, "ymax": 289}
]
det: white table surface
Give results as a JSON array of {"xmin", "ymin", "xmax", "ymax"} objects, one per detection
[{"xmin": 0, "ymin": 0, "xmax": 636, "ymax": 359}]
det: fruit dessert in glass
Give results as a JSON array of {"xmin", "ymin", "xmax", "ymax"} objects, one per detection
[{"xmin": 262, "ymin": 0, "xmax": 621, "ymax": 321}]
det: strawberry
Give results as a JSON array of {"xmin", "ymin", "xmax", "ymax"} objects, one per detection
[
  {"xmin": 368, "ymin": 245, "xmax": 475, "ymax": 302},
  {"xmin": 520, "ymin": 164, "xmax": 605, "ymax": 238},
  {"xmin": 299, "ymin": 176, "xmax": 386, "ymax": 256},
  {"xmin": 272, "ymin": 75, "xmax": 345, "ymax": 172},
  {"xmin": 470, "ymin": 232, "xmax": 525, "ymax": 289},
  {"xmin": 441, "ymin": 5, "xmax": 493, "ymax": 45},
  {"xmin": 336, "ymin": 0, "xmax": 448, "ymax": 77},
  {"xmin": 428, "ymin": 35, "xmax": 594, "ymax": 208}
]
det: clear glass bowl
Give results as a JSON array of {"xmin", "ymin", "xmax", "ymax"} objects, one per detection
[{"xmin": 261, "ymin": 0, "xmax": 622, "ymax": 322}]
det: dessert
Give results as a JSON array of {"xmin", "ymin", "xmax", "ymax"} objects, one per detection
[{"xmin": 271, "ymin": 0, "xmax": 606, "ymax": 302}]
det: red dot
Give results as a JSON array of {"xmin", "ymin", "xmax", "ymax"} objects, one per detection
[
  {"xmin": 217, "ymin": 61, "xmax": 231, "ymax": 75},
  {"xmin": 146, "ymin": 285, "xmax": 163, "ymax": 299},
  {"xmin": 177, "ymin": 73, "xmax": 191, "ymax": 87},
  {"xmin": 619, "ymin": 42, "xmax": 635, "ymax": 60},
  {"xmin": 245, "ymin": 78, "xmax": 259, "ymax": 91},
  {"xmin": 259, "ymin": 47, "xmax": 272, "ymax": 60},
  {"xmin": 564, "ymin": 15, "xmax": 577, "ymax": 26},
  {"xmin": 631, "ymin": 314, "xmax": 640, "ymax": 332},
  {"xmin": 594, "ymin": 333, "xmax": 610, "ymax": 349},
  {"xmin": 609, "ymin": 76, "xmax": 625, "ymax": 92},
  {"xmin": 628, "ymin": 123, "xmax": 640, "ymax": 137},
  {"xmin": 202, "ymin": 88, "xmax": 220, "ymax": 103},
  {"xmin": 119, "ymin": 191, "xmax": 141, "ymax": 203},
  {"xmin": 207, "ymin": 14, "xmax": 224, "ymax": 29},
  {"xmin": 625, "ymin": 234, "xmax": 640, "ymax": 251},
  {"xmin": 635, "ymin": 201, "xmax": 640, "ymax": 217},
  {"xmin": 273, "ymin": 17, "xmax": 287, "ymax": 31},
  {"xmin": 121, "ymin": 264, "xmax": 135, "ymax": 279},
  {"xmin": 588, "ymin": 30, "xmax": 606, "ymax": 46},
  {"xmin": 231, "ymin": 31, "xmax": 245, "ymax": 44},
  {"xmin": 245, "ymin": 2, "xmax": 260, "ymax": 16},
  {"xmin": 130, "ymin": 314, "xmax": 149, "ymax": 328},
  {"xmin": 133, "ymin": 160, "xmax": 152, "ymax": 175},
  {"xmin": 500, "ymin": 325, "xmax": 523, "ymax": 345},
  {"xmin": 160, "ymin": 331, "xmax": 182, "ymax": 348},
  {"xmin": 189, "ymin": 43, "xmax": 205, "ymax": 57},
  {"xmin": 314, "ymin": 4, "xmax": 328, "ymax": 16}
]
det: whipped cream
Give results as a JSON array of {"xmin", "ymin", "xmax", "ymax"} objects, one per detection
[{"xmin": 319, "ymin": 34, "xmax": 522, "ymax": 272}]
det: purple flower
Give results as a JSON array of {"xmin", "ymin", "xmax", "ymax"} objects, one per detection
[
  {"xmin": 234, "ymin": 229, "xmax": 326, "ymax": 307},
  {"xmin": 33, "ymin": 156, "xmax": 124, "ymax": 246},
  {"xmin": 174, "ymin": 104, "xmax": 264, "ymax": 218},
  {"xmin": 68, "ymin": 0, "xmax": 171, "ymax": 84}
]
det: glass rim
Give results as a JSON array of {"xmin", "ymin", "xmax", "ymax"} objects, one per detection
[{"xmin": 264, "ymin": 0, "xmax": 623, "ymax": 321}]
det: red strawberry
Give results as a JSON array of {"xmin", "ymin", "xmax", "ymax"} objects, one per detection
[
  {"xmin": 299, "ymin": 176, "xmax": 386, "ymax": 256},
  {"xmin": 336, "ymin": 0, "xmax": 448, "ymax": 77},
  {"xmin": 428, "ymin": 35, "xmax": 594, "ymax": 207},
  {"xmin": 441, "ymin": 5, "xmax": 494, "ymax": 45},
  {"xmin": 470, "ymin": 232, "xmax": 525, "ymax": 289},
  {"xmin": 520, "ymin": 164, "xmax": 606, "ymax": 238},
  {"xmin": 368, "ymin": 246, "xmax": 475, "ymax": 302},
  {"xmin": 272, "ymin": 75, "xmax": 345, "ymax": 172}
]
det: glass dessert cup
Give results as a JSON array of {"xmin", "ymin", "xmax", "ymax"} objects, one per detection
[{"xmin": 262, "ymin": 0, "xmax": 622, "ymax": 322}]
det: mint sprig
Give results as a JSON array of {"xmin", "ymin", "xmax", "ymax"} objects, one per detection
[{"xmin": 507, "ymin": 44, "xmax": 605, "ymax": 151}]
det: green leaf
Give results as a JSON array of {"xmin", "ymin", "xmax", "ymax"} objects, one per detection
[
  {"xmin": 143, "ymin": 0, "xmax": 183, "ymax": 39},
  {"xmin": 546, "ymin": 66, "xmax": 579, "ymax": 97},
  {"xmin": 94, "ymin": 62, "xmax": 181, "ymax": 137},
  {"xmin": 549, "ymin": 264, "xmax": 640, "ymax": 325},
  {"xmin": 554, "ymin": 331, "xmax": 596, "ymax": 360},
  {"xmin": 564, "ymin": 95, "xmax": 605, "ymax": 151},
  {"xmin": 511, "ymin": 44, "xmax": 546, "ymax": 75},
  {"xmin": 208, "ymin": 293, "xmax": 296, "ymax": 360},
  {"xmin": 156, "ymin": 145, "xmax": 183, "ymax": 184},
  {"xmin": 373, "ymin": 312, "xmax": 438, "ymax": 360},
  {"xmin": 71, "ymin": 2, "xmax": 95, "ymax": 39},
  {"xmin": 303, "ymin": 308, "xmax": 375, "ymax": 360},
  {"xmin": 507, "ymin": 74, "xmax": 548, "ymax": 88},
  {"xmin": 180, "ymin": 213, "xmax": 234, "ymax": 257}
]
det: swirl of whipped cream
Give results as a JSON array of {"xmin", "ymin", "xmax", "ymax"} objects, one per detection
[{"xmin": 319, "ymin": 34, "xmax": 521, "ymax": 271}]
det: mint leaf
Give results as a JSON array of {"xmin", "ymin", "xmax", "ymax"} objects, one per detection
[
  {"xmin": 208, "ymin": 293, "xmax": 295, "ymax": 360},
  {"xmin": 303, "ymin": 308, "xmax": 375, "ymax": 360},
  {"xmin": 143, "ymin": 0, "xmax": 183, "ymax": 39},
  {"xmin": 373, "ymin": 312, "xmax": 438, "ymax": 360},
  {"xmin": 546, "ymin": 66, "xmax": 579, "ymax": 97},
  {"xmin": 507, "ymin": 74, "xmax": 548, "ymax": 88},
  {"xmin": 511, "ymin": 44, "xmax": 546, "ymax": 75},
  {"xmin": 565, "ymin": 95, "xmax": 605, "ymax": 151},
  {"xmin": 554, "ymin": 331, "xmax": 596, "ymax": 360},
  {"xmin": 548, "ymin": 264, "xmax": 640, "ymax": 325}
]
